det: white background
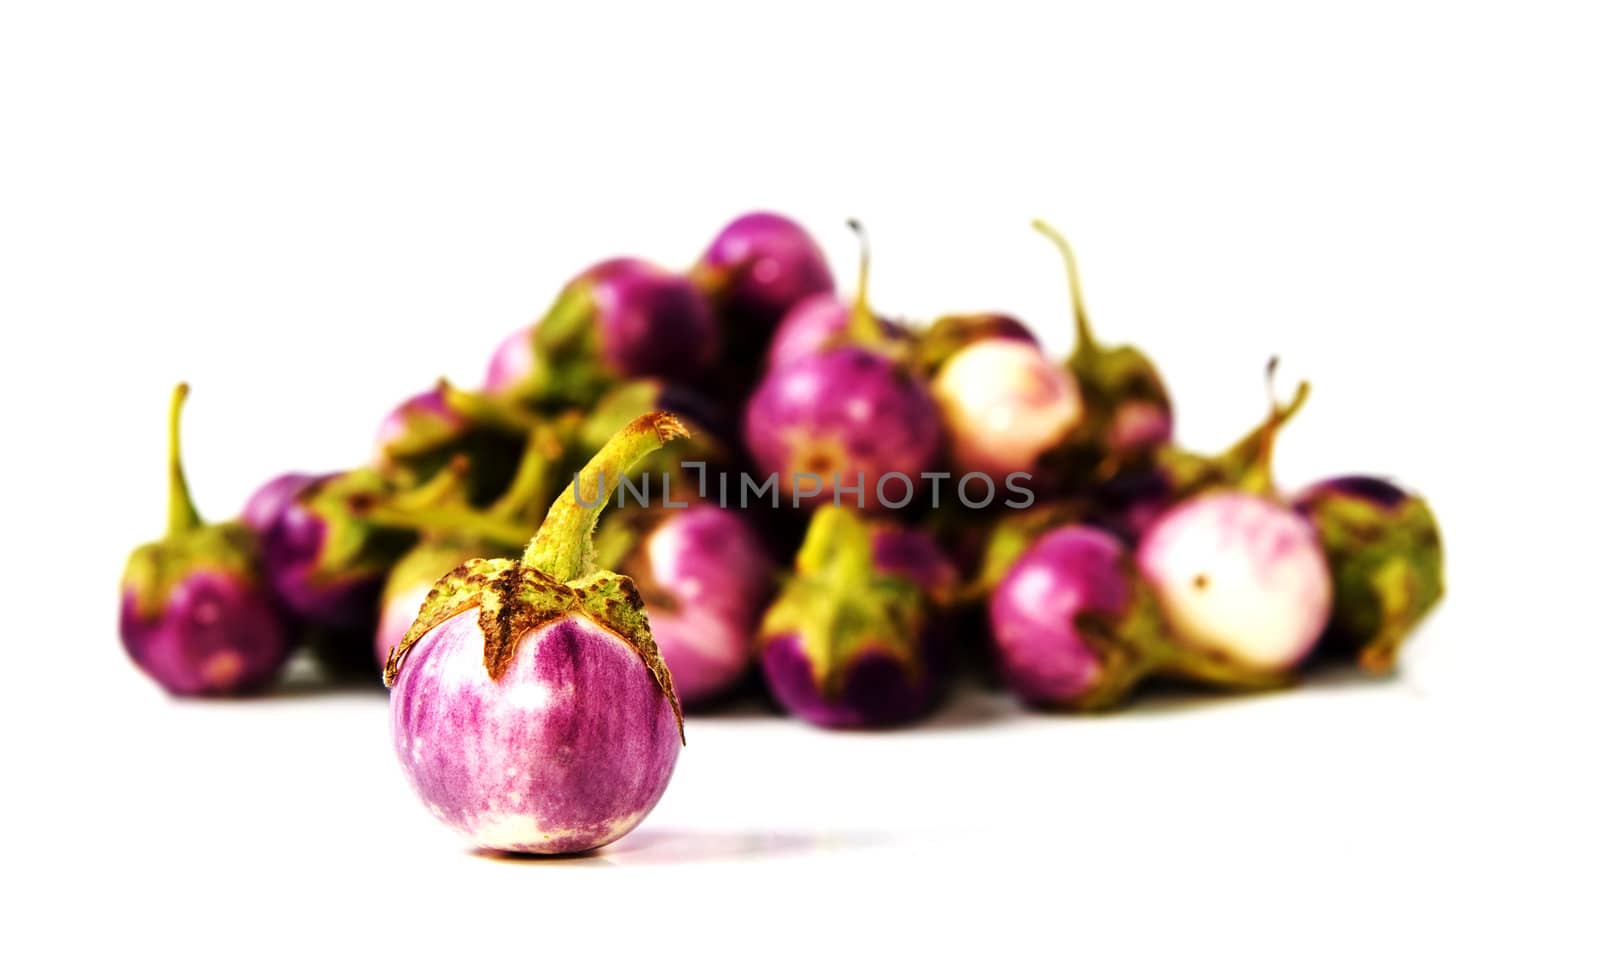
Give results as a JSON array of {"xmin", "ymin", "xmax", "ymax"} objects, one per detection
[{"xmin": 3, "ymin": 1, "xmax": 1597, "ymax": 967}]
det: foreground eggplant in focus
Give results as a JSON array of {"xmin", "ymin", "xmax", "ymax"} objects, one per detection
[{"xmin": 385, "ymin": 413, "xmax": 687, "ymax": 854}]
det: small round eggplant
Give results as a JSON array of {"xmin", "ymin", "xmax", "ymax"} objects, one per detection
[
  {"xmin": 988, "ymin": 525, "xmax": 1133, "ymax": 707},
  {"xmin": 536, "ymin": 258, "xmax": 719, "ymax": 387},
  {"xmin": 260, "ymin": 469, "xmax": 413, "ymax": 634},
  {"xmin": 757, "ymin": 507, "xmax": 951, "ymax": 728},
  {"xmin": 385, "ymin": 413, "xmax": 688, "ymax": 855},
  {"xmin": 1137, "ymin": 491, "xmax": 1333, "ymax": 675},
  {"xmin": 1293, "ymin": 475, "xmax": 1444, "ymax": 673},
  {"xmin": 744, "ymin": 347, "xmax": 943, "ymax": 510},
  {"xmin": 119, "ymin": 385, "xmax": 292, "ymax": 696},
  {"xmin": 931, "ymin": 336, "xmax": 1084, "ymax": 479},
  {"xmin": 742, "ymin": 223, "xmax": 942, "ymax": 509},
  {"xmin": 695, "ymin": 211, "xmax": 835, "ymax": 339}
]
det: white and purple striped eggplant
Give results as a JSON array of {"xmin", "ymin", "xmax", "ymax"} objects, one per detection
[
  {"xmin": 924, "ymin": 316, "xmax": 1084, "ymax": 479},
  {"xmin": 384, "ymin": 413, "xmax": 687, "ymax": 855},
  {"xmin": 1136, "ymin": 491, "xmax": 1332, "ymax": 677},
  {"xmin": 1131, "ymin": 370, "xmax": 1332, "ymax": 680}
]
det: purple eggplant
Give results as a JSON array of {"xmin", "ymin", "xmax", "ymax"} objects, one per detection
[
  {"xmin": 384, "ymin": 413, "xmax": 687, "ymax": 854},
  {"xmin": 987, "ymin": 525, "xmax": 1134, "ymax": 707},
  {"xmin": 765, "ymin": 292, "xmax": 905, "ymax": 373},
  {"xmin": 119, "ymin": 385, "xmax": 292, "ymax": 696},
  {"xmin": 259, "ymin": 468, "xmax": 413, "ymax": 636},
  {"xmin": 241, "ymin": 472, "xmax": 323, "ymax": 536},
  {"xmin": 604, "ymin": 505, "xmax": 774, "ymax": 707},
  {"xmin": 695, "ymin": 211, "xmax": 835, "ymax": 340},
  {"xmin": 757, "ymin": 507, "xmax": 950, "ymax": 728},
  {"xmin": 1293, "ymin": 476, "xmax": 1444, "ymax": 673},
  {"xmin": 535, "ymin": 258, "xmax": 719, "ymax": 389},
  {"xmin": 988, "ymin": 511, "xmax": 1321, "ymax": 710},
  {"xmin": 985, "ymin": 371, "xmax": 1331, "ymax": 709},
  {"xmin": 742, "ymin": 223, "xmax": 942, "ymax": 510}
]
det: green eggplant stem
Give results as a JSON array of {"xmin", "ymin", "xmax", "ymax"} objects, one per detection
[
  {"xmin": 165, "ymin": 382, "xmax": 202, "ymax": 537},
  {"xmin": 1031, "ymin": 219, "xmax": 1098, "ymax": 356},
  {"xmin": 523, "ymin": 412, "xmax": 689, "ymax": 582},
  {"xmin": 843, "ymin": 218, "xmax": 884, "ymax": 347},
  {"xmin": 796, "ymin": 504, "xmax": 876, "ymax": 591},
  {"xmin": 352, "ymin": 503, "xmax": 529, "ymax": 548},
  {"xmin": 1237, "ymin": 358, "xmax": 1310, "ymax": 497}
]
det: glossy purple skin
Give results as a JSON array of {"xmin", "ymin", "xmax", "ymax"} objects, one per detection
[
  {"xmin": 988, "ymin": 526, "xmax": 1132, "ymax": 706},
  {"xmin": 643, "ymin": 506, "xmax": 772, "ymax": 707},
  {"xmin": 240, "ymin": 472, "xmax": 322, "ymax": 536},
  {"xmin": 119, "ymin": 570, "xmax": 292, "ymax": 696},
  {"xmin": 765, "ymin": 295, "xmax": 901, "ymax": 372},
  {"xmin": 697, "ymin": 212, "xmax": 835, "ymax": 333},
  {"xmin": 743, "ymin": 347, "xmax": 942, "ymax": 510},
  {"xmin": 390, "ymin": 609, "xmax": 680, "ymax": 854},
  {"xmin": 482, "ymin": 324, "xmax": 536, "ymax": 393},
  {"xmin": 588, "ymin": 258, "xmax": 718, "ymax": 381},
  {"xmin": 261, "ymin": 496, "xmax": 380, "ymax": 630},
  {"xmin": 766, "ymin": 294, "xmax": 850, "ymax": 371}
]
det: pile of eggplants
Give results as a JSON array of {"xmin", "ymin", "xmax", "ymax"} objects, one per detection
[{"xmin": 118, "ymin": 212, "xmax": 1444, "ymax": 853}]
